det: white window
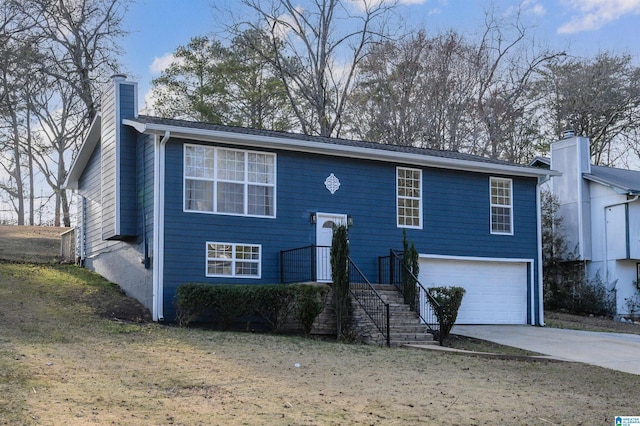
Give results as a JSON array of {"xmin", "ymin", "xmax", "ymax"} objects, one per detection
[
  {"xmin": 490, "ymin": 177, "xmax": 513, "ymax": 235},
  {"xmin": 184, "ymin": 145, "xmax": 276, "ymax": 217},
  {"xmin": 397, "ymin": 167, "xmax": 422, "ymax": 228},
  {"xmin": 206, "ymin": 242, "xmax": 261, "ymax": 278}
]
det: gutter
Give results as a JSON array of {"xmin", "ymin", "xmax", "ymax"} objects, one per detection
[
  {"xmin": 536, "ymin": 178, "xmax": 545, "ymax": 326},
  {"xmin": 152, "ymin": 131, "xmax": 170, "ymax": 321}
]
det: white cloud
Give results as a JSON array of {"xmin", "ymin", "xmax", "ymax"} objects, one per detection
[
  {"xmin": 558, "ymin": 0, "xmax": 640, "ymax": 34},
  {"xmin": 149, "ymin": 53, "xmax": 178, "ymax": 75}
]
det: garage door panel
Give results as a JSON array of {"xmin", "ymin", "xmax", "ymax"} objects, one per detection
[{"xmin": 419, "ymin": 258, "xmax": 528, "ymax": 325}]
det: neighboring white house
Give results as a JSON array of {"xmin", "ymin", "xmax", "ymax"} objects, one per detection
[{"xmin": 531, "ymin": 134, "xmax": 640, "ymax": 317}]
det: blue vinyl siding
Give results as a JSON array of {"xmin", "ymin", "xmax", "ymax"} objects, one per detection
[
  {"xmin": 101, "ymin": 80, "xmax": 137, "ymax": 239},
  {"xmin": 160, "ymin": 140, "xmax": 540, "ymax": 320},
  {"xmin": 118, "ymin": 83, "xmax": 138, "ymax": 236}
]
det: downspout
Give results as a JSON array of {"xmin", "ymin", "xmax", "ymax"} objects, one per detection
[
  {"xmin": 536, "ymin": 178, "xmax": 545, "ymax": 326},
  {"xmin": 152, "ymin": 131, "xmax": 170, "ymax": 321},
  {"xmin": 603, "ymin": 195, "xmax": 639, "ymax": 298}
]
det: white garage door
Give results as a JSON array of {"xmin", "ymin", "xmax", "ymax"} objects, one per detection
[{"xmin": 419, "ymin": 258, "xmax": 528, "ymax": 324}]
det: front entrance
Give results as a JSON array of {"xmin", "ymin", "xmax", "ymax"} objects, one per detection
[{"xmin": 315, "ymin": 212, "xmax": 347, "ymax": 282}]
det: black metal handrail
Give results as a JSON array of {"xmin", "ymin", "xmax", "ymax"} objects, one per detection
[
  {"xmin": 348, "ymin": 257, "xmax": 390, "ymax": 347},
  {"xmin": 379, "ymin": 250, "xmax": 443, "ymax": 345},
  {"xmin": 280, "ymin": 245, "xmax": 331, "ymax": 283}
]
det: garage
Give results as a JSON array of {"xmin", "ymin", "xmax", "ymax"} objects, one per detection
[{"xmin": 418, "ymin": 257, "xmax": 529, "ymax": 324}]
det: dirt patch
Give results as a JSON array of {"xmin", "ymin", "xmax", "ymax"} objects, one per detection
[{"xmin": 0, "ymin": 225, "xmax": 68, "ymax": 263}]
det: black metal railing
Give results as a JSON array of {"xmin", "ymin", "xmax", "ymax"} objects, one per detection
[
  {"xmin": 280, "ymin": 246, "xmax": 391, "ymax": 346},
  {"xmin": 348, "ymin": 258, "xmax": 390, "ymax": 347},
  {"xmin": 280, "ymin": 245, "xmax": 331, "ymax": 283},
  {"xmin": 379, "ymin": 249, "xmax": 443, "ymax": 345}
]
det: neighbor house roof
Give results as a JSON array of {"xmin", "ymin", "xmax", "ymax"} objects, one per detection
[
  {"xmin": 121, "ymin": 115, "xmax": 556, "ymax": 178},
  {"xmin": 585, "ymin": 165, "xmax": 640, "ymax": 195},
  {"xmin": 529, "ymin": 156, "xmax": 640, "ymax": 195}
]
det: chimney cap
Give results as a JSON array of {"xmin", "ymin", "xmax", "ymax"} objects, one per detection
[{"xmin": 561, "ymin": 129, "xmax": 575, "ymax": 139}]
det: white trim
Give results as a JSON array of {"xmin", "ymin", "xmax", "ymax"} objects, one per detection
[
  {"xmin": 315, "ymin": 212, "xmax": 348, "ymax": 282},
  {"xmin": 536, "ymin": 180, "xmax": 544, "ymax": 326},
  {"xmin": 420, "ymin": 253, "xmax": 533, "ymax": 264},
  {"xmin": 114, "ymin": 82, "xmax": 122, "ymax": 236},
  {"xmin": 152, "ymin": 132, "xmax": 170, "ymax": 321},
  {"xmin": 183, "ymin": 144, "xmax": 277, "ymax": 218},
  {"xmin": 490, "ymin": 177, "xmax": 514, "ymax": 235},
  {"xmin": 205, "ymin": 242, "xmax": 262, "ymax": 279},
  {"xmin": 123, "ymin": 119, "xmax": 557, "ymax": 179},
  {"xmin": 396, "ymin": 166, "xmax": 423, "ymax": 229}
]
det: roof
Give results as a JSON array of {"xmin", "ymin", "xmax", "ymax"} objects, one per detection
[
  {"xmin": 529, "ymin": 155, "xmax": 640, "ymax": 195},
  {"xmin": 585, "ymin": 165, "xmax": 640, "ymax": 195},
  {"xmin": 121, "ymin": 115, "xmax": 555, "ymax": 178}
]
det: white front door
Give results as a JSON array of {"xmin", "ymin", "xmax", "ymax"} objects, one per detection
[{"xmin": 315, "ymin": 212, "xmax": 347, "ymax": 282}]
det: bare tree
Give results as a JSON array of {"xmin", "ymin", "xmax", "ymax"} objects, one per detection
[
  {"xmin": 0, "ymin": 0, "xmax": 38, "ymax": 225},
  {"xmin": 232, "ymin": 0, "xmax": 398, "ymax": 137},
  {"xmin": 28, "ymin": 0, "xmax": 127, "ymax": 122},
  {"xmin": 19, "ymin": 0, "xmax": 127, "ymax": 226},
  {"xmin": 537, "ymin": 53, "xmax": 640, "ymax": 166},
  {"xmin": 347, "ymin": 30, "xmax": 478, "ymax": 150},
  {"xmin": 471, "ymin": 7, "xmax": 563, "ymax": 161}
]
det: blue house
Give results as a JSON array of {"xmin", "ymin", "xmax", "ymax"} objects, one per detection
[{"xmin": 64, "ymin": 75, "xmax": 554, "ymax": 326}]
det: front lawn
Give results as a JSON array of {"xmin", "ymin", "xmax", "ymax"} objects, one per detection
[{"xmin": 0, "ymin": 262, "xmax": 637, "ymax": 425}]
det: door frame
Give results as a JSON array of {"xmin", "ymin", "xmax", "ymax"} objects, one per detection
[{"xmin": 315, "ymin": 212, "xmax": 348, "ymax": 282}]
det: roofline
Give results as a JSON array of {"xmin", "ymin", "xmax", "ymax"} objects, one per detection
[
  {"xmin": 123, "ymin": 119, "xmax": 558, "ymax": 178},
  {"xmin": 583, "ymin": 173, "xmax": 640, "ymax": 195},
  {"xmin": 64, "ymin": 113, "xmax": 102, "ymax": 190}
]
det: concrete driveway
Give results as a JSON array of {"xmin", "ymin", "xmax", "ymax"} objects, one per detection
[{"xmin": 452, "ymin": 325, "xmax": 640, "ymax": 375}]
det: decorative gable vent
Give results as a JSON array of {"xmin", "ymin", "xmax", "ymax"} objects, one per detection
[{"xmin": 100, "ymin": 75, "xmax": 138, "ymax": 240}]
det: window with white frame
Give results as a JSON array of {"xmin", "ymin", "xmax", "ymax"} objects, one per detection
[
  {"xmin": 206, "ymin": 242, "xmax": 261, "ymax": 278},
  {"xmin": 490, "ymin": 177, "xmax": 513, "ymax": 234},
  {"xmin": 184, "ymin": 145, "xmax": 276, "ymax": 217},
  {"xmin": 397, "ymin": 167, "xmax": 422, "ymax": 228}
]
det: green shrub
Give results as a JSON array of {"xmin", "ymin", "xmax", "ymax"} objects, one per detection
[
  {"xmin": 331, "ymin": 223, "xmax": 350, "ymax": 339},
  {"xmin": 294, "ymin": 284, "xmax": 330, "ymax": 336},
  {"xmin": 175, "ymin": 283, "xmax": 212, "ymax": 327},
  {"xmin": 175, "ymin": 283, "xmax": 330, "ymax": 334},
  {"xmin": 252, "ymin": 284, "xmax": 296, "ymax": 332},
  {"xmin": 402, "ymin": 229, "xmax": 419, "ymax": 309},
  {"xmin": 428, "ymin": 286, "xmax": 465, "ymax": 340}
]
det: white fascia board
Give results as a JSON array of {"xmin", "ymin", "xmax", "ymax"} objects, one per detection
[
  {"xmin": 123, "ymin": 119, "xmax": 558, "ymax": 178},
  {"xmin": 63, "ymin": 114, "xmax": 102, "ymax": 190}
]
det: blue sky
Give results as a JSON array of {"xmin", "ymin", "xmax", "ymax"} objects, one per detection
[{"xmin": 121, "ymin": 0, "xmax": 640, "ymax": 108}]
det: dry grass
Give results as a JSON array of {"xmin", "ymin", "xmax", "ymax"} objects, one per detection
[
  {"xmin": 1, "ymin": 262, "xmax": 639, "ymax": 425},
  {"xmin": 0, "ymin": 226, "xmax": 638, "ymax": 424},
  {"xmin": 0, "ymin": 225, "xmax": 68, "ymax": 263}
]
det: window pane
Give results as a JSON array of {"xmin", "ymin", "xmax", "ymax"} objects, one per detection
[
  {"xmin": 217, "ymin": 182, "xmax": 244, "ymax": 214},
  {"xmin": 248, "ymin": 153, "xmax": 275, "ymax": 184},
  {"xmin": 185, "ymin": 146, "xmax": 214, "ymax": 178},
  {"xmin": 235, "ymin": 245, "xmax": 260, "ymax": 260},
  {"xmin": 185, "ymin": 179, "xmax": 213, "ymax": 211},
  {"xmin": 208, "ymin": 260, "xmax": 232, "ymax": 275},
  {"xmin": 208, "ymin": 243, "xmax": 232, "ymax": 258},
  {"xmin": 235, "ymin": 261, "xmax": 258, "ymax": 276},
  {"xmin": 491, "ymin": 206, "xmax": 512, "ymax": 233},
  {"xmin": 248, "ymin": 186, "xmax": 273, "ymax": 216},
  {"xmin": 217, "ymin": 149, "xmax": 245, "ymax": 181}
]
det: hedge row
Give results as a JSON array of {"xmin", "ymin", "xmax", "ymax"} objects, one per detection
[{"xmin": 175, "ymin": 283, "xmax": 330, "ymax": 335}]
